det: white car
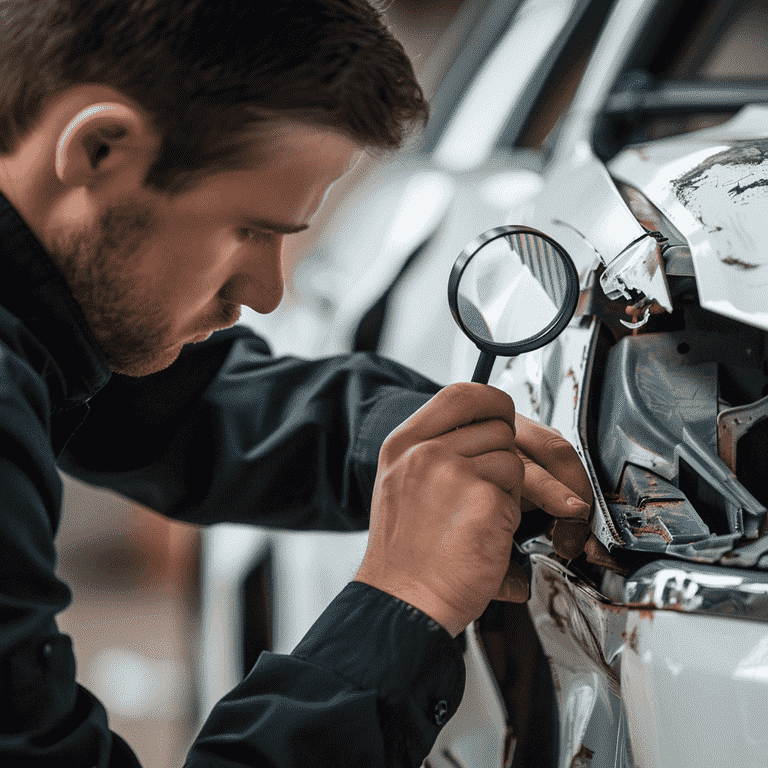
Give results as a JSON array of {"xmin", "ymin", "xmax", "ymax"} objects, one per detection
[{"xmin": 201, "ymin": 1, "xmax": 768, "ymax": 766}]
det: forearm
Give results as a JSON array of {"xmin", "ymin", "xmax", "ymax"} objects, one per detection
[{"xmin": 59, "ymin": 325, "xmax": 441, "ymax": 530}]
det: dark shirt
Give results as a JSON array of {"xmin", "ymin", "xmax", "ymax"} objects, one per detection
[{"xmin": 0, "ymin": 192, "xmax": 466, "ymax": 767}]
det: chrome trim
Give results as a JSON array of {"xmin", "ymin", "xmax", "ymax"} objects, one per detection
[
  {"xmin": 624, "ymin": 560, "xmax": 768, "ymax": 623},
  {"xmin": 526, "ymin": 545, "xmax": 768, "ymax": 622}
]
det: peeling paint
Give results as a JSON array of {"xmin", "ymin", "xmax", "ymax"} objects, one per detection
[
  {"xmin": 728, "ymin": 177, "xmax": 768, "ymax": 197},
  {"xmin": 673, "ymin": 139, "xmax": 768, "ymax": 206}
]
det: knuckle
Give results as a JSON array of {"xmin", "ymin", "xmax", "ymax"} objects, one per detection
[
  {"xmin": 440, "ymin": 381, "xmax": 478, "ymax": 404},
  {"xmin": 542, "ymin": 434, "xmax": 576, "ymax": 461},
  {"xmin": 403, "ymin": 439, "xmax": 442, "ymax": 474},
  {"xmin": 480, "ymin": 419, "xmax": 516, "ymax": 447}
]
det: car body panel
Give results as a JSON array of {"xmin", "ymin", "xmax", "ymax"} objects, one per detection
[{"xmin": 610, "ymin": 105, "xmax": 768, "ymax": 331}]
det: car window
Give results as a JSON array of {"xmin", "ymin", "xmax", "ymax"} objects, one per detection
[
  {"xmin": 592, "ymin": 0, "xmax": 768, "ymax": 159},
  {"xmin": 429, "ymin": 0, "xmax": 587, "ymax": 171},
  {"xmin": 513, "ymin": 0, "xmax": 617, "ymax": 151},
  {"xmin": 420, "ymin": 0, "xmax": 528, "ymax": 154}
]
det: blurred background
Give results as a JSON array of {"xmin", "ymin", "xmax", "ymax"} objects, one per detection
[{"xmin": 55, "ymin": 3, "xmax": 469, "ymax": 767}]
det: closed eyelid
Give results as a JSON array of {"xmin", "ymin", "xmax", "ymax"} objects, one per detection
[{"xmin": 243, "ymin": 218, "xmax": 309, "ymax": 235}]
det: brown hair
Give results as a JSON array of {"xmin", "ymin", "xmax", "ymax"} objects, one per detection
[{"xmin": 0, "ymin": 0, "xmax": 428, "ymax": 193}]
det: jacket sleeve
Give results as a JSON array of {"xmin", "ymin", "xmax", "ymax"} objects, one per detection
[
  {"xmin": 0, "ymin": 328, "xmax": 117, "ymax": 766},
  {"xmin": 185, "ymin": 582, "xmax": 466, "ymax": 768},
  {"xmin": 58, "ymin": 324, "xmax": 443, "ymax": 530},
  {"xmin": 3, "ymin": 322, "xmax": 466, "ymax": 768}
]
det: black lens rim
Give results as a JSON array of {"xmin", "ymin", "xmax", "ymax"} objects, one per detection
[{"xmin": 448, "ymin": 225, "xmax": 580, "ymax": 356}]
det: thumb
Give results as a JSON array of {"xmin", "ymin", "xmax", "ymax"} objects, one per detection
[{"xmin": 494, "ymin": 558, "xmax": 530, "ymax": 603}]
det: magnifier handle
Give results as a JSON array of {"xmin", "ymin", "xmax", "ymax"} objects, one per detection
[{"xmin": 471, "ymin": 350, "xmax": 496, "ymax": 384}]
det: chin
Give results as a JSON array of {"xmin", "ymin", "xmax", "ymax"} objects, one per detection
[{"xmin": 109, "ymin": 344, "xmax": 184, "ymax": 377}]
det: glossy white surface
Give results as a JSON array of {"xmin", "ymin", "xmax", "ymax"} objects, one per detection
[
  {"xmin": 610, "ymin": 106, "xmax": 768, "ymax": 331},
  {"xmin": 434, "ymin": 0, "xmax": 576, "ymax": 172},
  {"xmin": 622, "ymin": 611, "xmax": 768, "ymax": 767}
]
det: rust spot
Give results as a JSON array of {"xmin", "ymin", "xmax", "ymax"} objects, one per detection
[
  {"xmin": 544, "ymin": 571, "xmax": 568, "ymax": 633},
  {"xmin": 629, "ymin": 147, "xmax": 650, "ymax": 161},
  {"xmin": 541, "ymin": 571, "xmax": 621, "ymax": 696},
  {"xmin": 721, "ymin": 256, "xmax": 760, "ymax": 269},
  {"xmin": 603, "ymin": 492, "xmax": 627, "ymax": 504},
  {"xmin": 576, "ymin": 288, "xmax": 591, "ymax": 317},
  {"xmin": 566, "ymin": 367, "xmax": 579, "ymax": 406},
  {"xmin": 630, "ymin": 524, "xmax": 672, "ymax": 542},
  {"xmin": 622, "ymin": 627, "xmax": 639, "ymax": 654},
  {"xmin": 569, "ymin": 744, "xmax": 595, "ymax": 768},
  {"xmin": 637, "ymin": 608, "xmax": 655, "ymax": 620},
  {"xmin": 524, "ymin": 380, "xmax": 540, "ymax": 414}
]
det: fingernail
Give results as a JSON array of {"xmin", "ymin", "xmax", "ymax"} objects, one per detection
[
  {"xmin": 553, "ymin": 520, "xmax": 591, "ymax": 559},
  {"xmin": 567, "ymin": 496, "xmax": 591, "ymax": 512}
]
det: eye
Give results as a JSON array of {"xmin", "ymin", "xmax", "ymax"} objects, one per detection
[{"xmin": 237, "ymin": 227, "xmax": 274, "ymax": 244}]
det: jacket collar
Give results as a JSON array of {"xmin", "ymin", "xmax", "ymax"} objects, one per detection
[{"xmin": 0, "ymin": 192, "xmax": 111, "ymax": 411}]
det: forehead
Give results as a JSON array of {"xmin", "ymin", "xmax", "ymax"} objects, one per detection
[
  {"xmin": 170, "ymin": 122, "xmax": 364, "ymax": 219},
  {"xmin": 243, "ymin": 120, "xmax": 364, "ymax": 175}
]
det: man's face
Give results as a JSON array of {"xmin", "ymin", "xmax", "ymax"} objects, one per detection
[{"xmin": 49, "ymin": 123, "xmax": 362, "ymax": 376}]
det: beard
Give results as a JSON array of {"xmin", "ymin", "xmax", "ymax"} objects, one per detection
[{"xmin": 50, "ymin": 199, "xmax": 240, "ymax": 377}]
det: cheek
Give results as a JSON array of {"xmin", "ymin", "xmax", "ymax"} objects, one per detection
[{"xmin": 140, "ymin": 223, "xmax": 235, "ymax": 301}]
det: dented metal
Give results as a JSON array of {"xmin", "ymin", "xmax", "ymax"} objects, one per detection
[{"xmin": 599, "ymin": 233, "xmax": 673, "ymax": 314}]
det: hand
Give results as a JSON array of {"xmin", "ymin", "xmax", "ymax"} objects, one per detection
[
  {"xmin": 512, "ymin": 413, "xmax": 623, "ymax": 583},
  {"xmin": 516, "ymin": 413, "xmax": 593, "ymax": 556},
  {"xmin": 355, "ymin": 382, "xmax": 521, "ymax": 636},
  {"xmin": 354, "ymin": 382, "xmax": 588, "ymax": 637}
]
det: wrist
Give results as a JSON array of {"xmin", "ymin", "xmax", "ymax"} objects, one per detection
[{"xmin": 352, "ymin": 570, "xmax": 465, "ymax": 638}]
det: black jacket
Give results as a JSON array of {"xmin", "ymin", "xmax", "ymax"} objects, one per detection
[{"xmin": 0, "ymin": 193, "xmax": 466, "ymax": 767}]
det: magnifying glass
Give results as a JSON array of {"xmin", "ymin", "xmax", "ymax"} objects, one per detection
[
  {"xmin": 447, "ymin": 225, "xmax": 580, "ymax": 595},
  {"xmin": 448, "ymin": 225, "xmax": 580, "ymax": 383}
]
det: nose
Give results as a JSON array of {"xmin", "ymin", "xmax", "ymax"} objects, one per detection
[{"xmin": 222, "ymin": 237, "xmax": 285, "ymax": 314}]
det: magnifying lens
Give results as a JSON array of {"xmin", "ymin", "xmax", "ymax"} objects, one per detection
[
  {"xmin": 447, "ymin": 225, "xmax": 580, "ymax": 594},
  {"xmin": 448, "ymin": 225, "xmax": 579, "ymax": 384}
]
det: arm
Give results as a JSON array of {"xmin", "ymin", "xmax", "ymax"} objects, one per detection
[
  {"xmin": 0, "ymin": 324, "xmax": 464, "ymax": 768},
  {"xmin": 58, "ymin": 325, "xmax": 442, "ymax": 530},
  {"xmin": 0, "ymin": 329, "xmax": 115, "ymax": 765},
  {"xmin": 186, "ymin": 582, "xmax": 465, "ymax": 768}
]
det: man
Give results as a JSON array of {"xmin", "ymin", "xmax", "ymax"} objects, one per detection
[{"xmin": 0, "ymin": 2, "xmax": 595, "ymax": 766}]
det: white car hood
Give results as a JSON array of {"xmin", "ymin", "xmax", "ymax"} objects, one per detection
[{"xmin": 609, "ymin": 106, "xmax": 768, "ymax": 330}]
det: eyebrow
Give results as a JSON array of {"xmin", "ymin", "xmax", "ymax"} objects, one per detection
[{"xmin": 245, "ymin": 217, "xmax": 310, "ymax": 235}]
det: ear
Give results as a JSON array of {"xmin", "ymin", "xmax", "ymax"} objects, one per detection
[{"xmin": 55, "ymin": 102, "xmax": 158, "ymax": 188}]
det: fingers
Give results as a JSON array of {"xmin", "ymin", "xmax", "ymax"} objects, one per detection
[
  {"xmin": 493, "ymin": 558, "xmax": 529, "ymax": 603},
  {"xmin": 514, "ymin": 413, "xmax": 593, "ymax": 507},
  {"xmin": 517, "ymin": 451, "xmax": 591, "ymax": 558},
  {"xmin": 517, "ymin": 451, "xmax": 591, "ymax": 520},
  {"xmin": 552, "ymin": 519, "xmax": 592, "ymax": 559},
  {"xmin": 583, "ymin": 534, "xmax": 631, "ymax": 575},
  {"xmin": 469, "ymin": 449, "xmax": 524, "ymax": 500},
  {"xmin": 439, "ymin": 418, "xmax": 516, "ymax": 458},
  {"xmin": 385, "ymin": 383, "xmax": 516, "ymax": 458}
]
